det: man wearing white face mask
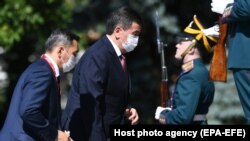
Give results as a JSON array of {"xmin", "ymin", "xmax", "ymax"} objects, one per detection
[
  {"xmin": 0, "ymin": 28, "xmax": 79, "ymax": 141},
  {"xmin": 61, "ymin": 6, "xmax": 142, "ymax": 141},
  {"xmin": 62, "ymin": 50, "xmax": 77, "ymax": 73},
  {"xmin": 122, "ymin": 34, "xmax": 139, "ymax": 52}
]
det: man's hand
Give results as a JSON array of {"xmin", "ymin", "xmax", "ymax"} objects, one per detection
[
  {"xmin": 56, "ymin": 130, "xmax": 73, "ymax": 141},
  {"xmin": 211, "ymin": 0, "xmax": 234, "ymax": 14},
  {"xmin": 124, "ymin": 107, "xmax": 139, "ymax": 125}
]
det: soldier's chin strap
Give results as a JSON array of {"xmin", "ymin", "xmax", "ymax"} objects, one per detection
[{"xmin": 181, "ymin": 39, "xmax": 197, "ymax": 58}]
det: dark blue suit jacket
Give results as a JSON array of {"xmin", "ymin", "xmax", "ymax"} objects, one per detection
[
  {"xmin": 62, "ymin": 36, "xmax": 129, "ymax": 141},
  {"xmin": 0, "ymin": 59, "xmax": 61, "ymax": 141}
]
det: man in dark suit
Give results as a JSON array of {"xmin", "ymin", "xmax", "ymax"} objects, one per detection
[
  {"xmin": 207, "ymin": 0, "xmax": 250, "ymax": 124},
  {"xmin": 0, "ymin": 29, "xmax": 79, "ymax": 141},
  {"xmin": 155, "ymin": 15, "xmax": 217, "ymax": 124},
  {"xmin": 61, "ymin": 6, "xmax": 143, "ymax": 141}
]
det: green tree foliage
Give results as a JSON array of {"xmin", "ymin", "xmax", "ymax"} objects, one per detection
[{"xmin": 0, "ymin": 0, "xmax": 75, "ymax": 49}]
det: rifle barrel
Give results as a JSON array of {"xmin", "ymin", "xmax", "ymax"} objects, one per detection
[
  {"xmin": 155, "ymin": 11, "xmax": 161, "ymax": 54},
  {"xmin": 155, "ymin": 11, "xmax": 170, "ymax": 107}
]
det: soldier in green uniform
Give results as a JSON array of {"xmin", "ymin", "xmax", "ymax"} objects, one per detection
[
  {"xmin": 206, "ymin": 0, "xmax": 250, "ymax": 124},
  {"xmin": 155, "ymin": 15, "xmax": 217, "ymax": 124}
]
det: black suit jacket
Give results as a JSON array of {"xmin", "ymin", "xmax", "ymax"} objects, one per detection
[{"xmin": 62, "ymin": 36, "xmax": 130, "ymax": 141}]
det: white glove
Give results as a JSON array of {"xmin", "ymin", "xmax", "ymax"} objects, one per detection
[
  {"xmin": 155, "ymin": 106, "xmax": 171, "ymax": 120},
  {"xmin": 211, "ymin": 0, "xmax": 234, "ymax": 14},
  {"xmin": 202, "ymin": 24, "xmax": 219, "ymax": 37}
]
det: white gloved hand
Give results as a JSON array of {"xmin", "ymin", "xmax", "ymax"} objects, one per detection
[
  {"xmin": 211, "ymin": 0, "xmax": 234, "ymax": 14},
  {"xmin": 155, "ymin": 106, "xmax": 171, "ymax": 120},
  {"xmin": 202, "ymin": 24, "xmax": 219, "ymax": 37}
]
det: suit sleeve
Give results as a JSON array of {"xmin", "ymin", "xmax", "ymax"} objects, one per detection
[
  {"xmin": 165, "ymin": 74, "xmax": 201, "ymax": 124},
  {"xmin": 223, "ymin": 0, "xmax": 250, "ymax": 23},
  {"xmin": 78, "ymin": 55, "xmax": 107, "ymax": 139},
  {"xmin": 19, "ymin": 66, "xmax": 57, "ymax": 141}
]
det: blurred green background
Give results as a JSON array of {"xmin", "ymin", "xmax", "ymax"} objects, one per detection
[{"xmin": 0, "ymin": 0, "xmax": 244, "ymax": 128}]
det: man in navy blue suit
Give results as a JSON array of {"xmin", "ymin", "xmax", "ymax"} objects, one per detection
[
  {"xmin": 0, "ymin": 29, "xmax": 79, "ymax": 141},
  {"xmin": 61, "ymin": 6, "xmax": 143, "ymax": 141}
]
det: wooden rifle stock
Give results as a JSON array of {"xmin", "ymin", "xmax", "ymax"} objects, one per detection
[
  {"xmin": 209, "ymin": 16, "xmax": 228, "ymax": 82},
  {"xmin": 160, "ymin": 80, "xmax": 170, "ymax": 107}
]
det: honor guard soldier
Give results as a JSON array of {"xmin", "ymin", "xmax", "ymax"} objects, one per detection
[{"xmin": 155, "ymin": 15, "xmax": 218, "ymax": 125}]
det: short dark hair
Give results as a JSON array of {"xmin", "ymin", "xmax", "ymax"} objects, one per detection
[
  {"xmin": 45, "ymin": 28, "xmax": 80, "ymax": 51},
  {"xmin": 66, "ymin": 30, "xmax": 80, "ymax": 42},
  {"xmin": 106, "ymin": 6, "xmax": 143, "ymax": 35}
]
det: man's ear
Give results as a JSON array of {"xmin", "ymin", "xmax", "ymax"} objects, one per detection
[
  {"xmin": 114, "ymin": 26, "xmax": 122, "ymax": 40},
  {"xmin": 57, "ymin": 46, "xmax": 64, "ymax": 59}
]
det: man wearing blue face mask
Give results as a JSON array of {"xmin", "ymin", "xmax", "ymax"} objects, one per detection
[
  {"xmin": 61, "ymin": 6, "xmax": 143, "ymax": 141},
  {"xmin": 0, "ymin": 28, "xmax": 79, "ymax": 141}
]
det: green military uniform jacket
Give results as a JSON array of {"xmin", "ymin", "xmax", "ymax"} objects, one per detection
[
  {"xmin": 222, "ymin": 0, "xmax": 250, "ymax": 69},
  {"xmin": 163, "ymin": 59, "xmax": 215, "ymax": 124}
]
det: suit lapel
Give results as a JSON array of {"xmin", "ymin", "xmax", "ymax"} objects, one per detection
[{"xmin": 41, "ymin": 58, "xmax": 61, "ymax": 95}]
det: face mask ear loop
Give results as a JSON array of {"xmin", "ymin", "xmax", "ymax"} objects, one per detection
[{"xmin": 181, "ymin": 39, "xmax": 197, "ymax": 58}]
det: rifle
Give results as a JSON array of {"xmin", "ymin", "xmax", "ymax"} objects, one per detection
[
  {"xmin": 209, "ymin": 16, "xmax": 228, "ymax": 82},
  {"xmin": 155, "ymin": 11, "xmax": 170, "ymax": 107}
]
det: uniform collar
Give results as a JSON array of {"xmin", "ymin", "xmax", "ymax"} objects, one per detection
[{"xmin": 182, "ymin": 60, "xmax": 194, "ymax": 72}]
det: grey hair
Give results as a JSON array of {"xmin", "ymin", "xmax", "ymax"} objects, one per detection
[{"xmin": 45, "ymin": 29, "xmax": 72, "ymax": 52}]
